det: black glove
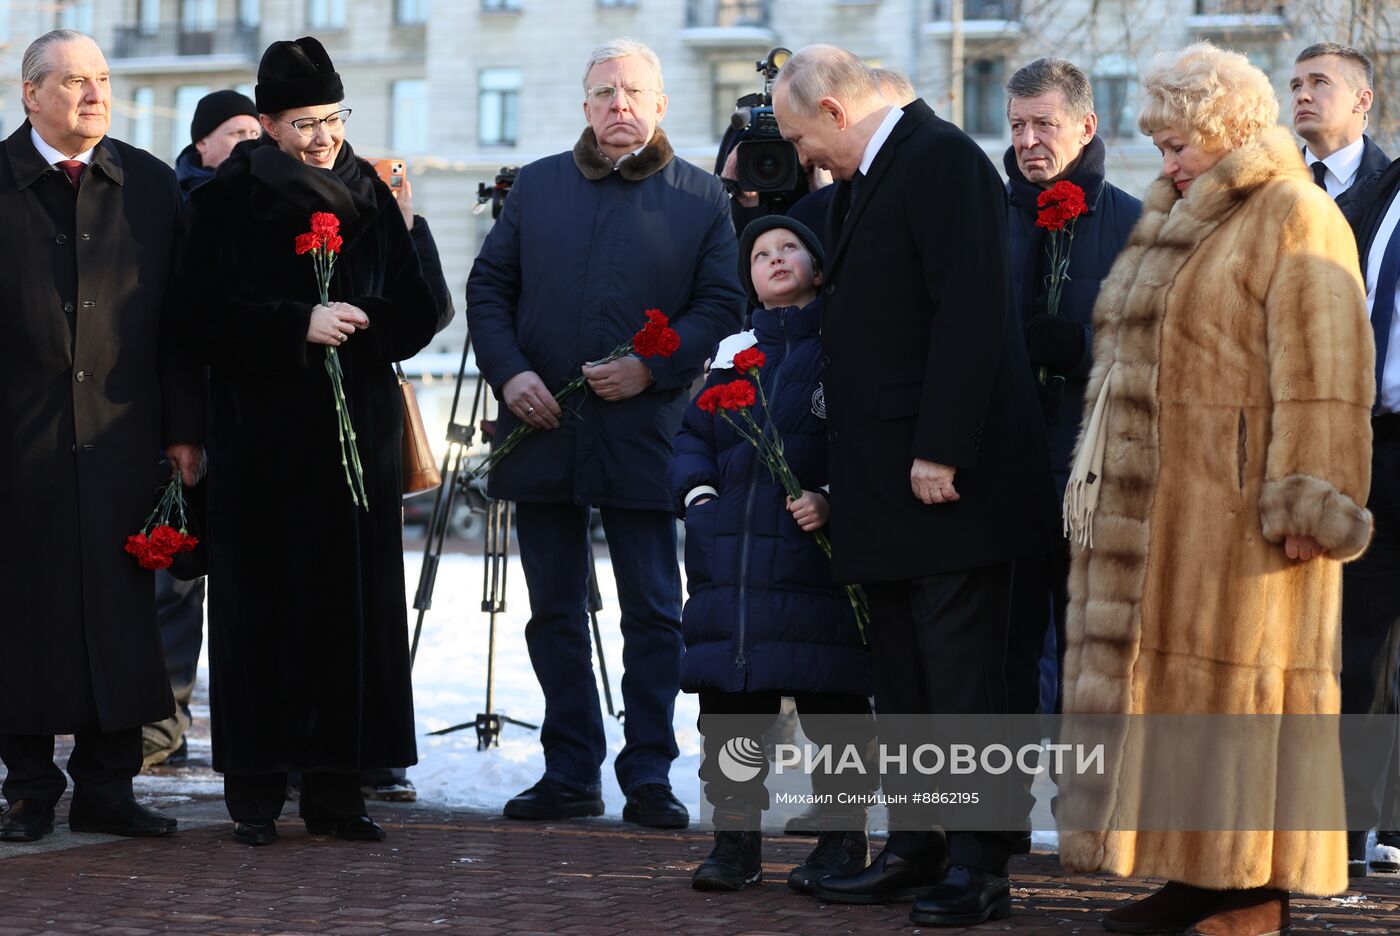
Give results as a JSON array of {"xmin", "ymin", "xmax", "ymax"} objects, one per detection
[{"xmin": 1026, "ymin": 314, "xmax": 1087, "ymax": 374}]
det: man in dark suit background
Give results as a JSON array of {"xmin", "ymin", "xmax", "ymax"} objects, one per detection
[
  {"xmin": 1340, "ymin": 136, "xmax": 1400, "ymax": 878},
  {"xmin": 772, "ymin": 45, "xmax": 1059, "ymax": 926},
  {"xmin": 1292, "ymin": 43, "xmax": 1388, "ymax": 208}
]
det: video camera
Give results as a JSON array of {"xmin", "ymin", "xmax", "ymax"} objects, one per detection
[
  {"xmin": 724, "ymin": 48, "xmax": 807, "ymax": 214},
  {"xmin": 474, "ymin": 167, "xmax": 519, "ymax": 220}
]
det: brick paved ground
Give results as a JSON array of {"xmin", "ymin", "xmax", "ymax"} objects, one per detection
[{"xmin": 2, "ymin": 790, "xmax": 1398, "ymax": 935}]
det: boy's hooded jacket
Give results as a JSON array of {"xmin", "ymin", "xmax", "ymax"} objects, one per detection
[{"xmin": 670, "ymin": 299, "xmax": 870, "ymax": 695}]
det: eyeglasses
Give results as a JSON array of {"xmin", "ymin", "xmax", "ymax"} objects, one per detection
[
  {"xmin": 281, "ymin": 108, "xmax": 353, "ymax": 138},
  {"xmin": 586, "ymin": 85, "xmax": 659, "ymax": 104}
]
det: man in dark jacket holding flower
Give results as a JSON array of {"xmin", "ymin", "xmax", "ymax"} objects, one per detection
[
  {"xmin": 1001, "ymin": 59, "xmax": 1141, "ymax": 718},
  {"xmin": 0, "ymin": 30, "xmax": 203, "ymax": 843},
  {"xmin": 467, "ymin": 38, "xmax": 744, "ymax": 828}
]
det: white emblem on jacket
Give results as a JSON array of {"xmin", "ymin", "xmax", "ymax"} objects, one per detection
[{"xmin": 811, "ymin": 384, "xmax": 826, "ymax": 419}]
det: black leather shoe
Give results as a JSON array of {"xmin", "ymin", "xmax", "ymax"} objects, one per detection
[
  {"xmin": 691, "ymin": 831, "xmax": 762, "ymax": 891},
  {"xmin": 0, "ymin": 800, "xmax": 55, "ymax": 843},
  {"xmin": 908, "ymin": 864, "xmax": 1012, "ymax": 926},
  {"xmin": 233, "ymin": 820, "xmax": 278, "ymax": 846},
  {"xmin": 304, "ymin": 815, "xmax": 386, "ymax": 841},
  {"xmin": 68, "ymin": 795, "xmax": 177, "ymax": 837},
  {"xmin": 503, "ymin": 777, "xmax": 604, "ymax": 821},
  {"xmin": 622, "ymin": 783, "xmax": 689, "ymax": 830},
  {"xmin": 808, "ymin": 844, "xmax": 945, "ymax": 904},
  {"xmin": 788, "ymin": 831, "xmax": 870, "ymax": 893}
]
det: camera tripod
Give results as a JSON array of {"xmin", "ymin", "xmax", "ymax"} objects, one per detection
[{"xmin": 407, "ymin": 334, "xmax": 621, "ymax": 751}]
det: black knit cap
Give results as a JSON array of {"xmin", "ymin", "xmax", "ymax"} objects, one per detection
[
  {"xmin": 254, "ymin": 36, "xmax": 344, "ymax": 114},
  {"xmin": 190, "ymin": 89, "xmax": 258, "ymax": 144},
  {"xmin": 738, "ymin": 215, "xmax": 826, "ymax": 308}
]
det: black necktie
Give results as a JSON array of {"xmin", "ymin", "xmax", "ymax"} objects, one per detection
[
  {"xmin": 56, "ymin": 159, "xmax": 84, "ymax": 191},
  {"xmin": 843, "ymin": 170, "xmax": 865, "ymax": 222},
  {"xmin": 1311, "ymin": 161, "xmax": 1328, "ymax": 190}
]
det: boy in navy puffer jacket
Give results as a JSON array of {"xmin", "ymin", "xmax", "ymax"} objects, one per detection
[{"xmin": 671, "ymin": 217, "xmax": 875, "ymax": 893}]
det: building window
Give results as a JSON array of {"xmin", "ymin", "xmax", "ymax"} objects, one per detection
[
  {"xmin": 397, "ymin": 0, "xmax": 431, "ymax": 23},
  {"xmin": 962, "ymin": 58, "xmax": 1005, "ymax": 137},
  {"xmin": 392, "ymin": 79, "xmax": 429, "ymax": 153},
  {"xmin": 1092, "ymin": 74, "xmax": 1137, "ymax": 140},
  {"xmin": 130, "ymin": 86, "xmax": 155, "ymax": 152},
  {"xmin": 174, "ymin": 84, "xmax": 211, "ymax": 159},
  {"xmin": 58, "ymin": 0, "xmax": 94, "ymax": 33},
  {"xmin": 307, "ymin": 0, "xmax": 346, "ymax": 28},
  {"xmin": 239, "ymin": 0, "xmax": 261, "ymax": 27},
  {"xmin": 478, "ymin": 68, "xmax": 521, "ymax": 146},
  {"xmin": 482, "ymin": 0, "xmax": 522, "ymax": 10},
  {"xmin": 138, "ymin": 0, "xmax": 160, "ymax": 35},
  {"xmin": 712, "ymin": 60, "xmax": 754, "ymax": 143},
  {"xmin": 182, "ymin": 0, "xmax": 217, "ymax": 32}
]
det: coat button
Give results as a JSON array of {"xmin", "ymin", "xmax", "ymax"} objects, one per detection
[
  {"xmin": 81, "ymin": 299, "xmax": 95, "ymax": 308},
  {"xmin": 80, "ymin": 233, "xmax": 92, "ymax": 240},
  {"xmin": 820, "ymin": 355, "xmax": 832, "ymax": 369},
  {"xmin": 63, "ymin": 301, "xmax": 74, "ymax": 314},
  {"xmin": 56, "ymin": 234, "xmax": 68, "ymax": 245},
  {"xmin": 827, "ymin": 429, "xmax": 838, "ymax": 443},
  {"xmin": 75, "ymin": 371, "xmax": 89, "ymax": 382},
  {"xmin": 824, "ymin": 283, "xmax": 836, "ymax": 296}
]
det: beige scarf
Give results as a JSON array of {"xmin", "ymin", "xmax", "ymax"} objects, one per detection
[{"xmin": 1063, "ymin": 365, "xmax": 1114, "ymax": 547}]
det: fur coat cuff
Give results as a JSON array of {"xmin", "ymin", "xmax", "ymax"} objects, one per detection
[{"xmin": 1259, "ymin": 474, "xmax": 1373, "ymax": 561}]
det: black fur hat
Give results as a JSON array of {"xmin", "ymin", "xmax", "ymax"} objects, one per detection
[{"xmin": 255, "ymin": 36, "xmax": 344, "ymax": 114}]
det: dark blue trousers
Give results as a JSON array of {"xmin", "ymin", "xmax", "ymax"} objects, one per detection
[
  {"xmin": 143, "ymin": 572, "xmax": 205, "ymax": 756},
  {"xmin": 514, "ymin": 502, "xmax": 683, "ymax": 794}
]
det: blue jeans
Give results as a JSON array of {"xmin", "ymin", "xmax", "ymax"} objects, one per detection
[{"xmin": 514, "ymin": 502, "xmax": 682, "ymax": 794}]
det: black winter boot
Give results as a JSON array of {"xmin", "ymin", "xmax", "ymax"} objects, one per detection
[
  {"xmin": 691, "ymin": 831, "xmax": 763, "ymax": 891},
  {"xmin": 787, "ymin": 830, "xmax": 870, "ymax": 892}
]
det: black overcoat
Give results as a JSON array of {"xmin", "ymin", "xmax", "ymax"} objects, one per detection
[
  {"xmin": 820, "ymin": 100, "xmax": 1060, "ymax": 584},
  {"xmin": 0, "ymin": 123, "xmax": 203, "ymax": 733},
  {"xmin": 179, "ymin": 139, "xmax": 437, "ymax": 773}
]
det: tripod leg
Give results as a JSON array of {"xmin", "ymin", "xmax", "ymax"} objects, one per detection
[{"xmin": 587, "ymin": 547, "xmax": 620, "ymax": 721}]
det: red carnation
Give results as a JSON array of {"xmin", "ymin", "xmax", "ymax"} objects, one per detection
[
  {"xmin": 324, "ymin": 232, "xmax": 343, "ymax": 253},
  {"xmin": 731, "ymin": 347, "xmax": 765, "ymax": 373},
  {"xmin": 696, "ymin": 385, "xmax": 724, "ymax": 414},
  {"xmin": 1036, "ymin": 181, "xmax": 1088, "ymax": 232},
  {"xmin": 310, "ymin": 212, "xmax": 340, "ymax": 235},
  {"xmin": 295, "ymin": 231, "xmax": 320, "ymax": 255},
  {"xmin": 632, "ymin": 309, "xmax": 681, "ymax": 358}
]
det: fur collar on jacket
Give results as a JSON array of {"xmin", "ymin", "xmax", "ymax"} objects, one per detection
[{"xmin": 572, "ymin": 127, "xmax": 674, "ymax": 181}]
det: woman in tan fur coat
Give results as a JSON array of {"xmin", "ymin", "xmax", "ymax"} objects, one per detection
[{"xmin": 1058, "ymin": 44, "xmax": 1375, "ymax": 936}]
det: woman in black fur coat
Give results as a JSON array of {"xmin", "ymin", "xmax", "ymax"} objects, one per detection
[{"xmin": 178, "ymin": 37, "xmax": 438, "ymax": 846}]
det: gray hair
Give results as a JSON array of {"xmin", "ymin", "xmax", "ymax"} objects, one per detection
[
  {"xmin": 1005, "ymin": 58, "xmax": 1094, "ymax": 119},
  {"xmin": 1296, "ymin": 42, "xmax": 1374, "ymax": 90},
  {"xmin": 873, "ymin": 67, "xmax": 916, "ymax": 105},
  {"xmin": 21, "ymin": 29, "xmax": 92, "ymax": 113},
  {"xmin": 582, "ymin": 38, "xmax": 664, "ymax": 93},
  {"xmin": 773, "ymin": 45, "xmax": 883, "ymax": 115}
]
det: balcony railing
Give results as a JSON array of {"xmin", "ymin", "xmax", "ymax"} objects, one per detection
[
  {"xmin": 112, "ymin": 21, "xmax": 260, "ymax": 61},
  {"xmin": 685, "ymin": 0, "xmax": 771, "ymax": 29},
  {"xmin": 931, "ymin": 0, "xmax": 1022, "ymax": 20}
]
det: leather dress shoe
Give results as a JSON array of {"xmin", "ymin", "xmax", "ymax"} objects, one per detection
[
  {"xmin": 808, "ymin": 844, "xmax": 945, "ymax": 904},
  {"xmin": 0, "ymin": 799, "xmax": 56, "ymax": 842},
  {"xmin": 622, "ymin": 783, "xmax": 689, "ymax": 830},
  {"xmin": 233, "ymin": 820, "xmax": 279, "ymax": 846},
  {"xmin": 503, "ymin": 777, "xmax": 604, "ymax": 821},
  {"xmin": 68, "ymin": 795, "xmax": 177, "ymax": 837},
  {"xmin": 304, "ymin": 815, "xmax": 386, "ymax": 841},
  {"xmin": 788, "ymin": 831, "xmax": 870, "ymax": 893},
  {"xmin": 909, "ymin": 864, "xmax": 1012, "ymax": 926}
]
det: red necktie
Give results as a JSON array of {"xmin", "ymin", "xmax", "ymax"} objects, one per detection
[{"xmin": 56, "ymin": 159, "xmax": 84, "ymax": 191}]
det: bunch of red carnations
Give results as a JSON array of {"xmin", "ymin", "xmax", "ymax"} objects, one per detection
[{"xmin": 124, "ymin": 475, "xmax": 198, "ymax": 570}]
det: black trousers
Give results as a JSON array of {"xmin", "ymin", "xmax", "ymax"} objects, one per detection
[
  {"xmin": 143, "ymin": 572, "xmax": 206, "ymax": 756},
  {"xmin": 224, "ymin": 770, "xmax": 365, "ymax": 823},
  {"xmin": 697, "ymin": 689, "xmax": 876, "ymax": 821},
  {"xmin": 0, "ymin": 728, "xmax": 142, "ymax": 806},
  {"xmin": 1343, "ymin": 421, "xmax": 1400, "ymax": 858},
  {"xmin": 1004, "ymin": 543, "xmax": 1069, "ymax": 716},
  {"xmin": 864, "ymin": 562, "xmax": 1028, "ymax": 876}
]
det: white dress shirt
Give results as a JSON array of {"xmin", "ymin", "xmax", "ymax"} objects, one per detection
[
  {"xmin": 1304, "ymin": 136, "xmax": 1365, "ymax": 199},
  {"xmin": 857, "ymin": 105, "xmax": 903, "ymax": 177},
  {"xmin": 1363, "ymin": 187, "xmax": 1400, "ymax": 414},
  {"xmin": 31, "ymin": 127, "xmax": 96, "ymax": 168}
]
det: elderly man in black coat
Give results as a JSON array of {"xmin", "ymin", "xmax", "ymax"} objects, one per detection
[
  {"xmin": 773, "ymin": 46, "xmax": 1059, "ymax": 925},
  {"xmin": 0, "ymin": 30, "xmax": 203, "ymax": 843},
  {"xmin": 467, "ymin": 38, "xmax": 744, "ymax": 829},
  {"xmin": 1000, "ymin": 59, "xmax": 1141, "ymax": 719}
]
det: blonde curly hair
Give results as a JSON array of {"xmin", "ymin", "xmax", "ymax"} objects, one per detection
[{"xmin": 1137, "ymin": 42, "xmax": 1279, "ymax": 150}]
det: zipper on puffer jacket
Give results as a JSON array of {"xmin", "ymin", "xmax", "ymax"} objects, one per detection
[{"xmin": 735, "ymin": 310, "xmax": 795, "ymax": 673}]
